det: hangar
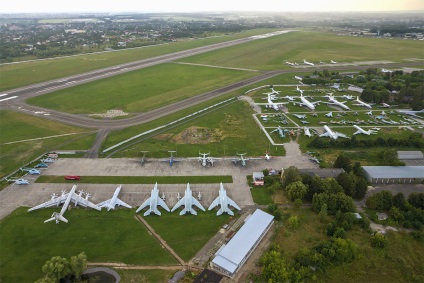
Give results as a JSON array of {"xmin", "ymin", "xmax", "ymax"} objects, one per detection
[
  {"xmin": 362, "ymin": 166, "xmax": 424, "ymax": 183},
  {"xmin": 211, "ymin": 209, "xmax": 274, "ymax": 278}
]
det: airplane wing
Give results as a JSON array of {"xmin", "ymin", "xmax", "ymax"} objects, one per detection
[
  {"xmin": 191, "ymin": 197, "xmax": 205, "ymax": 211},
  {"xmin": 227, "ymin": 197, "xmax": 241, "ymax": 210},
  {"xmin": 136, "ymin": 198, "xmax": 151, "ymax": 213},
  {"xmin": 72, "ymin": 194, "xmax": 101, "ymax": 211},
  {"xmin": 28, "ymin": 194, "xmax": 68, "ymax": 212},
  {"xmin": 116, "ymin": 198, "xmax": 132, "ymax": 209},
  {"xmin": 353, "ymin": 130, "xmax": 361, "ymax": 135},
  {"xmin": 157, "ymin": 197, "xmax": 170, "ymax": 212},
  {"xmin": 336, "ymin": 132, "xmax": 349, "ymax": 139},
  {"xmin": 208, "ymin": 196, "xmax": 220, "ymax": 210},
  {"xmin": 97, "ymin": 199, "xmax": 110, "ymax": 208},
  {"xmin": 171, "ymin": 197, "xmax": 185, "ymax": 212},
  {"xmin": 319, "ymin": 132, "xmax": 330, "ymax": 138}
]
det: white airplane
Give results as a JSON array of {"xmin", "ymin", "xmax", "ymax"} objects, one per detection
[
  {"xmin": 330, "ymin": 60, "xmax": 337, "ymax": 64},
  {"xmin": 319, "ymin": 125, "xmax": 349, "ymax": 140},
  {"xmin": 263, "ymin": 88, "xmax": 281, "ymax": 95},
  {"xmin": 197, "ymin": 192, "xmax": 202, "ymax": 200},
  {"xmin": 324, "ymin": 94, "xmax": 350, "ymax": 110},
  {"xmin": 97, "ymin": 185, "xmax": 132, "ymax": 211},
  {"xmin": 325, "ymin": 112, "xmax": 333, "ymax": 118},
  {"xmin": 296, "ymin": 86, "xmax": 302, "ymax": 93},
  {"xmin": 264, "ymin": 152, "xmax": 272, "ymax": 161},
  {"xmin": 353, "ymin": 96, "xmax": 372, "ymax": 109},
  {"xmin": 208, "ymin": 183, "xmax": 241, "ymax": 216},
  {"xmin": 293, "ymin": 92, "xmax": 320, "ymax": 111},
  {"xmin": 304, "ymin": 127, "xmax": 313, "ymax": 137},
  {"xmin": 353, "ymin": 125, "xmax": 378, "ymax": 135},
  {"xmin": 303, "ymin": 59, "xmax": 315, "ymax": 66},
  {"xmin": 293, "ymin": 114, "xmax": 307, "ymax": 119},
  {"xmin": 282, "ymin": 95, "xmax": 296, "ymax": 101},
  {"xmin": 341, "ymin": 95, "xmax": 354, "ymax": 100},
  {"xmin": 171, "ymin": 183, "xmax": 205, "ymax": 215},
  {"xmin": 28, "ymin": 185, "xmax": 101, "ymax": 224},
  {"xmin": 285, "ymin": 61, "xmax": 296, "ymax": 67},
  {"xmin": 378, "ymin": 102, "xmax": 397, "ymax": 108},
  {"xmin": 366, "ymin": 111, "xmax": 373, "ymax": 116},
  {"xmin": 136, "ymin": 183, "xmax": 170, "ymax": 216},
  {"xmin": 397, "ymin": 109, "xmax": 424, "ymax": 117},
  {"xmin": 319, "ymin": 60, "xmax": 326, "ymax": 64},
  {"xmin": 177, "ymin": 192, "xmax": 181, "ymax": 201},
  {"xmin": 381, "ymin": 68, "xmax": 393, "ymax": 73},
  {"xmin": 190, "ymin": 152, "xmax": 221, "ymax": 167}
]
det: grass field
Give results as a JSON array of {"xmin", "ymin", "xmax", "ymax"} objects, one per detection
[
  {"xmin": 0, "ymin": 208, "xmax": 178, "ymax": 283},
  {"xmin": 0, "ymin": 28, "xmax": 277, "ymax": 92},
  {"xmin": 144, "ymin": 210, "xmax": 231, "ymax": 262},
  {"xmin": 117, "ymin": 269, "xmax": 178, "ymax": 283},
  {"xmin": 272, "ymin": 208, "xmax": 424, "ymax": 283},
  {"xmin": 0, "ymin": 110, "xmax": 94, "ymax": 178},
  {"xmin": 178, "ymin": 31, "xmax": 424, "ymax": 70},
  {"xmin": 36, "ymin": 175, "xmax": 233, "ymax": 184},
  {"xmin": 26, "ymin": 63, "xmax": 254, "ymax": 114},
  {"xmin": 251, "ymin": 187, "xmax": 274, "ymax": 205}
]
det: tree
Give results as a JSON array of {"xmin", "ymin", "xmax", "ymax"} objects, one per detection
[
  {"xmin": 382, "ymin": 149, "xmax": 403, "ymax": 166},
  {"xmin": 282, "ymin": 166, "xmax": 302, "ymax": 188},
  {"xmin": 371, "ymin": 233, "xmax": 388, "ymax": 248},
  {"xmin": 354, "ymin": 176, "xmax": 368, "ymax": 199},
  {"xmin": 322, "ymin": 178, "xmax": 343, "ymax": 194},
  {"xmin": 334, "ymin": 154, "xmax": 352, "ymax": 172},
  {"xmin": 288, "ymin": 215, "xmax": 300, "ymax": 229},
  {"xmin": 337, "ymin": 172, "xmax": 356, "ymax": 197},
  {"xmin": 69, "ymin": 252, "xmax": 87, "ymax": 279},
  {"xmin": 293, "ymin": 198, "xmax": 303, "ymax": 211},
  {"xmin": 260, "ymin": 251, "xmax": 291, "ymax": 283},
  {"xmin": 366, "ymin": 191, "xmax": 393, "ymax": 211},
  {"xmin": 287, "ymin": 181, "xmax": 308, "ymax": 201},
  {"xmin": 38, "ymin": 256, "xmax": 71, "ymax": 283},
  {"xmin": 393, "ymin": 192, "xmax": 407, "ymax": 211},
  {"xmin": 408, "ymin": 193, "xmax": 424, "ymax": 209},
  {"xmin": 319, "ymin": 204, "xmax": 328, "ymax": 222},
  {"xmin": 306, "ymin": 175, "xmax": 324, "ymax": 201}
]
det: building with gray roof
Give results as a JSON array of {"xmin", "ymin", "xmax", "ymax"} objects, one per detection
[
  {"xmin": 362, "ymin": 166, "xmax": 424, "ymax": 183},
  {"xmin": 398, "ymin": 151, "xmax": 424, "ymax": 160},
  {"xmin": 211, "ymin": 209, "xmax": 274, "ymax": 278}
]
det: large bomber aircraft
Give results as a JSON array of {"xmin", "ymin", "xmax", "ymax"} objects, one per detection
[
  {"xmin": 319, "ymin": 125, "xmax": 349, "ymax": 140},
  {"xmin": 190, "ymin": 152, "xmax": 220, "ymax": 167},
  {"xmin": 303, "ymin": 59, "xmax": 315, "ymax": 66},
  {"xmin": 231, "ymin": 153, "xmax": 261, "ymax": 167},
  {"xmin": 208, "ymin": 183, "xmax": 241, "ymax": 216},
  {"xmin": 353, "ymin": 96, "xmax": 372, "ymax": 109},
  {"xmin": 353, "ymin": 125, "xmax": 378, "ymax": 135},
  {"xmin": 136, "ymin": 183, "xmax": 170, "ymax": 216},
  {"xmin": 171, "ymin": 183, "xmax": 205, "ymax": 215},
  {"xmin": 293, "ymin": 91, "xmax": 320, "ymax": 111},
  {"xmin": 97, "ymin": 185, "xmax": 132, "ymax": 211},
  {"xmin": 324, "ymin": 94, "xmax": 350, "ymax": 110},
  {"xmin": 28, "ymin": 185, "xmax": 101, "ymax": 224}
]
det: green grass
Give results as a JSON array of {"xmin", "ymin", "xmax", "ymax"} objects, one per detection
[
  {"xmin": 0, "ymin": 110, "xmax": 94, "ymax": 178},
  {"xmin": 117, "ymin": 269, "xmax": 178, "ymax": 283},
  {"xmin": 26, "ymin": 63, "xmax": 254, "ymax": 114},
  {"xmin": 178, "ymin": 31, "xmax": 424, "ymax": 70},
  {"xmin": 144, "ymin": 210, "xmax": 231, "ymax": 262},
  {"xmin": 0, "ymin": 28, "xmax": 277, "ymax": 92},
  {"xmin": 0, "ymin": 208, "xmax": 178, "ymax": 283},
  {"xmin": 36, "ymin": 175, "xmax": 233, "ymax": 184},
  {"xmin": 251, "ymin": 187, "xmax": 274, "ymax": 205}
]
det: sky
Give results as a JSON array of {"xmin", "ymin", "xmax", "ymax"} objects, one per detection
[{"xmin": 2, "ymin": 0, "xmax": 424, "ymax": 13}]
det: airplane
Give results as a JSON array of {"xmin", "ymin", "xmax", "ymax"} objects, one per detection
[
  {"xmin": 264, "ymin": 151, "xmax": 272, "ymax": 161},
  {"xmin": 208, "ymin": 183, "xmax": 241, "ymax": 216},
  {"xmin": 136, "ymin": 183, "xmax": 170, "ymax": 216},
  {"xmin": 284, "ymin": 61, "xmax": 296, "ymax": 67},
  {"xmin": 341, "ymin": 95, "xmax": 354, "ymax": 100},
  {"xmin": 303, "ymin": 59, "xmax": 315, "ymax": 66},
  {"xmin": 282, "ymin": 95, "xmax": 296, "ymax": 101},
  {"xmin": 319, "ymin": 125, "xmax": 349, "ymax": 140},
  {"xmin": 353, "ymin": 125, "xmax": 378, "ymax": 135},
  {"xmin": 161, "ymin": 192, "xmax": 166, "ymax": 200},
  {"xmin": 171, "ymin": 183, "xmax": 205, "ymax": 215},
  {"xmin": 330, "ymin": 60, "xmax": 337, "ymax": 64},
  {"xmin": 177, "ymin": 192, "xmax": 181, "ymax": 201},
  {"xmin": 7, "ymin": 178, "xmax": 30, "ymax": 185},
  {"xmin": 190, "ymin": 152, "xmax": 221, "ymax": 167},
  {"xmin": 21, "ymin": 168, "xmax": 41, "ymax": 175},
  {"xmin": 325, "ymin": 112, "xmax": 333, "ymax": 118},
  {"xmin": 381, "ymin": 68, "xmax": 393, "ymax": 73},
  {"xmin": 310, "ymin": 113, "xmax": 318, "ymax": 117},
  {"xmin": 97, "ymin": 185, "xmax": 132, "ymax": 211},
  {"xmin": 319, "ymin": 60, "xmax": 326, "ymax": 64},
  {"xmin": 293, "ymin": 114, "xmax": 307, "ymax": 119},
  {"xmin": 296, "ymin": 86, "xmax": 302, "ymax": 93},
  {"xmin": 139, "ymin": 151, "xmax": 148, "ymax": 166},
  {"xmin": 324, "ymin": 94, "xmax": 350, "ymax": 110},
  {"xmin": 265, "ymin": 93, "xmax": 288, "ymax": 110},
  {"xmin": 353, "ymin": 96, "xmax": 372, "ymax": 109},
  {"xmin": 35, "ymin": 162, "xmax": 48, "ymax": 168},
  {"xmin": 198, "ymin": 192, "xmax": 202, "ymax": 200},
  {"xmin": 28, "ymin": 185, "xmax": 101, "ymax": 223},
  {"xmin": 397, "ymin": 109, "xmax": 424, "ymax": 117},
  {"xmin": 304, "ymin": 127, "xmax": 313, "ymax": 137},
  {"xmin": 378, "ymin": 102, "xmax": 397, "ymax": 108},
  {"xmin": 263, "ymin": 88, "xmax": 281, "ymax": 95},
  {"xmin": 366, "ymin": 111, "xmax": 373, "ymax": 116},
  {"xmin": 42, "ymin": 157, "xmax": 56, "ymax": 163},
  {"xmin": 231, "ymin": 153, "xmax": 261, "ymax": 167},
  {"xmin": 271, "ymin": 126, "xmax": 290, "ymax": 138},
  {"xmin": 300, "ymin": 120, "xmax": 310, "ymax": 124},
  {"xmin": 292, "ymin": 92, "xmax": 320, "ymax": 111},
  {"xmin": 161, "ymin": 151, "xmax": 181, "ymax": 167}
]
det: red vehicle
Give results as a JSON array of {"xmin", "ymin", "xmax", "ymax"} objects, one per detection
[{"xmin": 65, "ymin": 175, "xmax": 81, "ymax": 180}]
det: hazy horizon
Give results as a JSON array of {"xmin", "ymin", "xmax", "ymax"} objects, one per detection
[{"xmin": 2, "ymin": 0, "xmax": 424, "ymax": 14}]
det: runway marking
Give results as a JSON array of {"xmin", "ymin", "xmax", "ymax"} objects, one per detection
[{"xmin": 0, "ymin": 96, "xmax": 18, "ymax": 102}]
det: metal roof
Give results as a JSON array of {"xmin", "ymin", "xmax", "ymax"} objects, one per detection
[
  {"xmin": 212, "ymin": 209, "xmax": 274, "ymax": 274},
  {"xmin": 362, "ymin": 166, "xmax": 424, "ymax": 179},
  {"xmin": 398, "ymin": 151, "xmax": 424, "ymax": 160}
]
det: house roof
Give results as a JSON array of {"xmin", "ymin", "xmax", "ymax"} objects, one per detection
[{"xmin": 362, "ymin": 166, "xmax": 424, "ymax": 179}]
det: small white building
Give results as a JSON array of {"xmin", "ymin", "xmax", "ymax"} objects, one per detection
[{"xmin": 211, "ymin": 209, "xmax": 274, "ymax": 277}]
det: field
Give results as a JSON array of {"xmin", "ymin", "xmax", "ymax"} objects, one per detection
[
  {"xmin": 271, "ymin": 208, "xmax": 424, "ymax": 283},
  {"xmin": 178, "ymin": 31, "xmax": 424, "ymax": 70},
  {"xmin": 0, "ymin": 110, "xmax": 94, "ymax": 178},
  {"xmin": 0, "ymin": 28, "xmax": 277, "ymax": 92},
  {"xmin": 0, "ymin": 207, "xmax": 231, "ymax": 283}
]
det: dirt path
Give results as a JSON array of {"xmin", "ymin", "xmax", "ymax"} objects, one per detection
[{"xmin": 87, "ymin": 262, "xmax": 182, "ymax": 270}]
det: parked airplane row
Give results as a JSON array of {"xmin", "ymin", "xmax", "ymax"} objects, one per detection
[
  {"xmin": 284, "ymin": 59, "xmax": 338, "ymax": 67},
  {"xmin": 28, "ymin": 183, "xmax": 240, "ymax": 224}
]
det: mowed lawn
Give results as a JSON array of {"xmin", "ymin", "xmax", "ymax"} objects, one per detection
[
  {"xmin": 26, "ymin": 63, "xmax": 255, "ymax": 114},
  {"xmin": 0, "ymin": 208, "xmax": 178, "ymax": 283},
  {"xmin": 144, "ymin": 210, "xmax": 231, "ymax": 262},
  {"xmin": 178, "ymin": 31, "xmax": 424, "ymax": 70},
  {"xmin": 0, "ymin": 28, "xmax": 276, "ymax": 92},
  {"xmin": 0, "ymin": 110, "xmax": 94, "ymax": 178}
]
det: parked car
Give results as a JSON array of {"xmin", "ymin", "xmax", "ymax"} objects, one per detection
[{"xmin": 65, "ymin": 175, "xmax": 81, "ymax": 180}]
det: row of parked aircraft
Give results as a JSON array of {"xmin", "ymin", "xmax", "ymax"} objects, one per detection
[
  {"xmin": 285, "ymin": 59, "xmax": 338, "ymax": 67},
  {"xmin": 28, "ymin": 183, "xmax": 240, "ymax": 224}
]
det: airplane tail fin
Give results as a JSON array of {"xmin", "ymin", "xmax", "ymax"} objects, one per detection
[
  {"xmin": 227, "ymin": 209, "xmax": 234, "ymax": 216},
  {"xmin": 217, "ymin": 208, "xmax": 223, "ymax": 216},
  {"xmin": 143, "ymin": 209, "xmax": 152, "ymax": 216},
  {"xmin": 190, "ymin": 208, "xmax": 197, "ymax": 215},
  {"xmin": 106, "ymin": 204, "xmax": 114, "ymax": 211},
  {"xmin": 154, "ymin": 208, "xmax": 162, "ymax": 216}
]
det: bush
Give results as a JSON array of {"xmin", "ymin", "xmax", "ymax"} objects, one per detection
[
  {"xmin": 371, "ymin": 233, "xmax": 388, "ymax": 248},
  {"xmin": 288, "ymin": 215, "xmax": 300, "ymax": 229}
]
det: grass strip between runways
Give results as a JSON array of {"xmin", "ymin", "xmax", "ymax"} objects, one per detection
[{"xmin": 35, "ymin": 175, "xmax": 233, "ymax": 184}]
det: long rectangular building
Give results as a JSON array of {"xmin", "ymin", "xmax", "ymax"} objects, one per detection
[
  {"xmin": 362, "ymin": 166, "xmax": 424, "ymax": 183},
  {"xmin": 211, "ymin": 209, "xmax": 274, "ymax": 278}
]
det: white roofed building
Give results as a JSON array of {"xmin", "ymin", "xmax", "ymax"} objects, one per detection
[{"xmin": 211, "ymin": 209, "xmax": 274, "ymax": 277}]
